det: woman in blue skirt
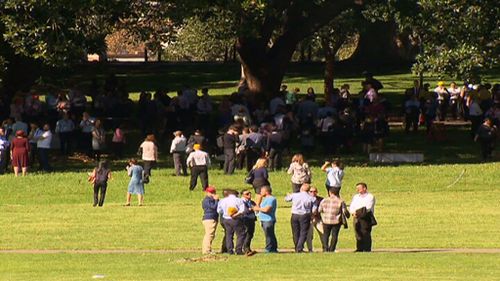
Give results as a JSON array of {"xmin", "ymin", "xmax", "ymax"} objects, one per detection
[{"xmin": 125, "ymin": 158, "xmax": 145, "ymax": 206}]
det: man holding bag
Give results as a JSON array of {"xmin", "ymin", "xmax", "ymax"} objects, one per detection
[{"xmin": 349, "ymin": 182, "xmax": 376, "ymax": 252}]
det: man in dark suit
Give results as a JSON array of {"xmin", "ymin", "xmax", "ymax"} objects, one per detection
[{"xmin": 223, "ymin": 127, "xmax": 239, "ymax": 174}]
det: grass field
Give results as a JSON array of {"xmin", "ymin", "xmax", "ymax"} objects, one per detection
[{"xmin": 2, "ymin": 66, "xmax": 500, "ymax": 280}]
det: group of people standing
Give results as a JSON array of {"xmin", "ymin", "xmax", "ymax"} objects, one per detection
[{"xmin": 201, "ymin": 181, "xmax": 376, "ymax": 255}]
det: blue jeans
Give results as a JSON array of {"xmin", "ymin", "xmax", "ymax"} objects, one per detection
[{"xmin": 261, "ymin": 221, "xmax": 278, "ymax": 252}]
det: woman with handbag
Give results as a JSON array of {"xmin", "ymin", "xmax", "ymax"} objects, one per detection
[
  {"xmin": 287, "ymin": 154, "xmax": 312, "ymax": 193},
  {"xmin": 247, "ymin": 158, "xmax": 270, "ymax": 206}
]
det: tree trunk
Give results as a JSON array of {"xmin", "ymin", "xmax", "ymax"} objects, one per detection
[
  {"xmin": 324, "ymin": 55, "xmax": 335, "ymax": 98},
  {"xmin": 348, "ymin": 21, "xmax": 413, "ymax": 66},
  {"xmin": 144, "ymin": 47, "xmax": 148, "ymax": 62},
  {"xmin": 223, "ymin": 45, "xmax": 228, "ymax": 63},
  {"xmin": 236, "ymin": 35, "xmax": 299, "ymax": 99},
  {"xmin": 299, "ymin": 43, "xmax": 305, "ymax": 62},
  {"xmin": 157, "ymin": 45, "xmax": 162, "ymax": 62}
]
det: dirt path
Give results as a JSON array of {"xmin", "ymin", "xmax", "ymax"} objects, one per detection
[{"xmin": 1, "ymin": 248, "xmax": 499, "ymax": 254}]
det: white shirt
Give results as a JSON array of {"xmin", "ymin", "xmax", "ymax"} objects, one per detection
[
  {"xmin": 217, "ymin": 194, "xmax": 245, "ymax": 219},
  {"xmin": 186, "ymin": 150, "xmax": 210, "ymax": 167},
  {"xmin": 349, "ymin": 192, "xmax": 376, "ymax": 214},
  {"xmin": 37, "ymin": 130, "xmax": 53, "ymax": 149},
  {"xmin": 140, "ymin": 141, "xmax": 158, "ymax": 161},
  {"xmin": 170, "ymin": 136, "xmax": 187, "ymax": 153}
]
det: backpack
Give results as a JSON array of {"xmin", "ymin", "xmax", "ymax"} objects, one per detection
[{"xmin": 94, "ymin": 168, "xmax": 109, "ymax": 185}]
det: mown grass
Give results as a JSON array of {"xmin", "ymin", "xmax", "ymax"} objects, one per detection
[
  {"xmin": 1, "ymin": 161, "xmax": 499, "ymax": 251},
  {"xmin": 1, "ymin": 252, "xmax": 499, "ymax": 281}
]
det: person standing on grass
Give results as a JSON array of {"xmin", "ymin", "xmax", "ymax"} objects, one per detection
[
  {"xmin": 201, "ymin": 186, "xmax": 219, "ymax": 255},
  {"xmin": 0, "ymin": 127, "xmax": 10, "ymax": 174},
  {"xmin": 285, "ymin": 183, "xmax": 317, "ymax": 253},
  {"xmin": 125, "ymin": 158, "xmax": 145, "ymax": 206},
  {"xmin": 319, "ymin": 187, "xmax": 349, "ymax": 252},
  {"xmin": 36, "ymin": 123, "xmax": 53, "ymax": 172},
  {"xmin": 27, "ymin": 122, "xmax": 42, "ymax": 167},
  {"xmin": 170, "ymin": 130, "xmax": 187, "ymax": 176},
  {"xmin": 253, "ymin": 185, "xmax": 278, "ymax": 253},
  {"xmin": 79, "ymin": 112, "xmax": 95, "ymax": 157},
  {"xmin": 287, "ymin": 154, "xmax": 312, "ymax": 193},
  {"xmin": 186, "ymin": 144, "xmax": 210, "ymax": 191},
  {"xmin": 91, "ymin": 119, "xmax": 105, "ymax": 162},
  {"xmin": 247, "ymin": 158, "xmax": 270, "ymax": 206},
  {"xmin": 55, "ymin": 113, "xmax": 75, "ymax": 156},
  {"xmin": 321, "ymin": 160, "xmax": 344, "ymax": 195},
  {"xmin": 217, "ymin": 189, "xmax": 246, "ymax": 255},
  {"xmin": 223, "ymin": 126, "xmax": 239, "ymax": 175},
  {"xmin": 111, "ymin": 124, "xmax": 126, "ymax": 159},
  {"xmin": 474, "ymin": 118, "xmax": 497, "ymax": 160},
  {"xmin": 306, "ymin": 186, "xmax": 324, "ymax": 252},
  {"xmin": 10, "ymin": 130, "xmax": 29, "ymax": 176},
  {"xmin": 139, "ymin": 134, "xmax": 158, "ymax": 183},
  {"xmin": 349, "ymin": 182, "xmax": 376, "ymax": 252},
  {"xmin": 241, "ymin": 189, "xmax": 257, "ymax": 255},
  {"xmin": 88, "ymin": 160, "xmax": 111, "ymax": 207}
]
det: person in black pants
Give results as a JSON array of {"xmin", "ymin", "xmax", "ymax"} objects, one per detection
[
  {"xmin": 349, "ymin": 182, "xmax": 376, "ymax": 252},
  {"xmin": 474, "ymin": 118, "xmax": 497, "ymax": 160},
  {"xmin": 186, "ymin": 144, "xmax": 210, "ymax": 190},
  {"xmin": 89, "ymin": 161, "xmax": 111, "ymax": 207},
  {"xmin": 223, "ymin": 127, "xmax": 239, "ymax": 174},
  {"xmin": 266, "ymin": 127, "xmax": 283, "ymax": 171},
  {"xmin": 241, "ymin": 189, "xmax": 256, "ymax": 255},
  {"xmin": 284, "ymin": 184, "xmax": 316, "ymax": 252}
]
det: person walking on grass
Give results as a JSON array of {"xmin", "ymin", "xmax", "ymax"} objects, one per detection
[
  {"xmin": 285, "ymin": 183, "xmax": 317, "ymax": 253},
  {"xmin": 170, "ymin": 130, "xmax": 187, "ymax": 176},
  {"xmin": 319, "ymin": 187, "xmax": 349, "ymax": 252},
  {"xmin": 321, "ymin": 159, "xmax": 344, "ymax": 195},
  {"xmin": 139, "ymin": 134, "xmax": 158, "ymax": 184},
  {"xmin": 253, "ymin": 186, "xmax": 278, "ymax": 253},
  {"xmin": 186, "ymin": 144, "xmax": 210, "ymax": 191},
  {"xmin": 349, "ymin": 182, "xmax": 376, "ymax": 252},
  {"xmin": 287, "ymin": 154, "xmax": 312, "ymax": 193},
  {"xmin": 217, "ymin": 189, "xmax": 246, "ymax": 255},
  {"xmin": 201, "ymin": 186, "xmax": 219, "ymax": 255},
  {"xmin": 88, "ymin": 160, "xmax": 111, "ymax": 207},
  {"xmin": 125, "ymin": 158, "xmax": 145, "ymax": 206}
]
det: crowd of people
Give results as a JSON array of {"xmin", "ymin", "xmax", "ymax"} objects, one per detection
[
  {"xmin": 201, "ymin": 181, "xmax": 376, "ymax": 255},
  {"xmin": 0, "ymin": 72, "xmax": 498, "ymax": 176}
]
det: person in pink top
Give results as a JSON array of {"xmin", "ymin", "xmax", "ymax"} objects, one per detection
[
  {"xmin": 138, "ymin": 134, "xmax": 158, "ymax": 183},
  {"xmin": 112, "ymin": 124, "xmax": 126, "ymax": 158}
]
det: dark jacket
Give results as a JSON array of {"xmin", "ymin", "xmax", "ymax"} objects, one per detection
[{"xmin": 202, "ymin": 196, "xmax": 219, "ymax": 221}]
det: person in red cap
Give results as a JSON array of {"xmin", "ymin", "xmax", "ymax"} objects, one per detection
[{"xmin": 201, "ymin": 186, "xmax": 219, "ymax": 254}]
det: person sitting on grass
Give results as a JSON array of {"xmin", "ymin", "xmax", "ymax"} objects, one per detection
[
  {"xmin": 88, "ymin": 160, "xmax": 111, "ymax": 207},
  {"xmin": 125, "ymin": 158, "xmax": 145, "ymax": 206}
]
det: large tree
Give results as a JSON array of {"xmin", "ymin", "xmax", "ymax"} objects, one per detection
[
  {"xmin": 393, "ymin": 0, "xmax": 499, "ymax": 81},
  {"xmin": 221, "ymin": 0, "xmax": 363, "ymax": 97}
]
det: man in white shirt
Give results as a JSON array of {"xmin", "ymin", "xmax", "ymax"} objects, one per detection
[
  {"xmin": 217, "ymin": 189, "xmax": 246, "ymax": 255},
  {"xmin": 37, "ymin": 123, "xmax": 53, "ymax": 172},
  {"xmin": 170, "ymin": 130, "xmax": 187, "ymax": 176},
  {"xmin": 349, "ymin": 182, "xmax": 376, "ymax": 252},
  {"xmin": 186, "ymin": 144, "xmax": 210, "ymax": 191}
]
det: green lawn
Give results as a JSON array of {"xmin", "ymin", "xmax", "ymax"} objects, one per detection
[
  {"xmin": 1, "ymin": 253, "xmax": 499, "ymax": 281},
  {"xmin": 3, "ymin": 65, "xmax": 500, "ymax": 279}
]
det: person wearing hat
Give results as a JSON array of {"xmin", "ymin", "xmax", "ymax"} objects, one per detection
[
  {"xmin": 10, "ymin": 130, "xmax": 30, "ymax": 176},
  {"xmin": 186, "ymin": 143, "xmax": 211, "ymax": 191},
  {"xmin": 201, "ymin": 186, "xmax": 219, "ymax": 254},
  {"xmin": 170, "ymin": 130, "xmax": 187, "ymax": 176}
]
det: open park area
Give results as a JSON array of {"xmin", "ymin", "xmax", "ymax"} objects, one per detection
[{"xmin": 1, "ymin": 0, "xmax": 500, "ymax": 280}]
